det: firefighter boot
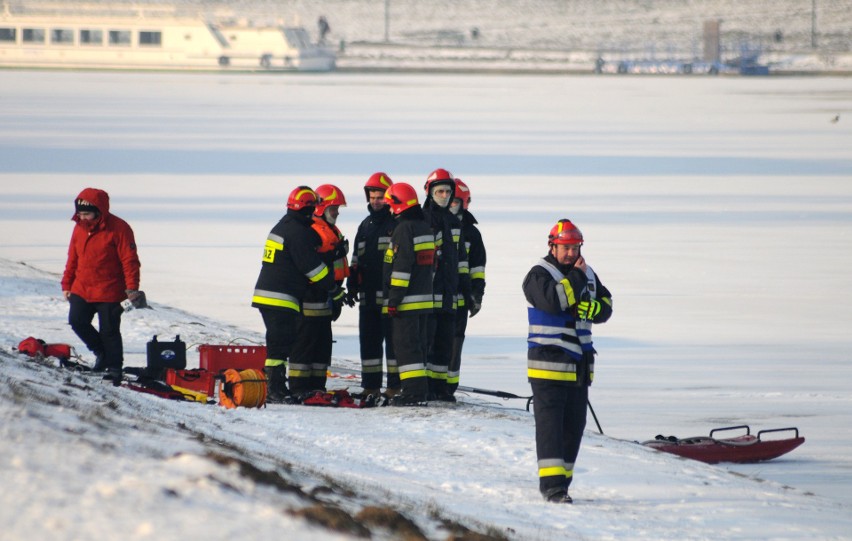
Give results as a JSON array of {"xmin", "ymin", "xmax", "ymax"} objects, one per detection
[{"xmin": 264, "ymin": 364, "xmax": 290, "ymax": 404}]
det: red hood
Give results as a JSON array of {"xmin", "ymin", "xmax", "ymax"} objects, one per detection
[{"xmin": 71, "ymin": 187, "xmax": 111, "ymax": 221}]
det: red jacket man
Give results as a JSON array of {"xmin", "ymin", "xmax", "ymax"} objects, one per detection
[{"xmin": 62, "ymin": 188, "xmax": 141, "ymax": 378}]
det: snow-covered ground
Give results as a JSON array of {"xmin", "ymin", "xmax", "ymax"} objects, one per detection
[{"xmin": 1, "ymin": 71, "xmax": 852, "ymax": 539}]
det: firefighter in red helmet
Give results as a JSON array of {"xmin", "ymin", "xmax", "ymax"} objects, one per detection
[
  {"xmin": 348, "ymin": 172, "xmax": 400, "ymax": 399},
  {"xmin": 447, "ymin": 178, "xmax": 486, "ymax": 395},
  {"xmin": 421, "ymin": 168, "xmax": 470, "ymax": 401},
  {"xmin": 252, "ymin": 186, "xmax": 341, "ymax": 403},
  {"xmin": 289, "ymin": 184, "xmax": 350, "ymax": 395},
  {"xmin": 381, "ymin": 183, "xmax": 435, "ymax": 405},
  {"xmin": 522, "ymin": 218, "xmax": 613, "ymax": 503}
]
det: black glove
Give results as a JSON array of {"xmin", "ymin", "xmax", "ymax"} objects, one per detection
[
  {"xmin": 125, "ymin": 289, "xmax": 148, "ymax": 309},
  {"xmin": 344, "ymin": 289, "xmax": 358, "ymax": 307},
  {"xmin": 330, "ymin": 285, "xmax": 345, "ymax": 319},
  {"xmin": 469, "ymin": 296, "xmax": 482, "ymax": 318}
]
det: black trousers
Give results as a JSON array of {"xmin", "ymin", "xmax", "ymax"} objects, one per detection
[
  {"xmin": 359, "ymin": 307, "xmax": 397, "ymax": 391},
  {"xmin": 392, "ymin": 313, "xmax": 429, "ymax": 397},
  {"xmin": 531, "ymin": 380, "xmax": 589, "ymax": 497},
  {"xmin": 68, "ymin": 293, "xmax": 124, "ymax": 369},
  {"xmin": 426, "ymin": 310, "xmax": 455, "ymax": 395},
  {"xmin": 290, "ymin": 316, "xmax": 333, "ymax": 392},
  {"xmin": 449, "ymin": 306, "xmax": 469, "ymax": 394},
  {"xmin": 259, "ymin": 307, "xmax": 301, "ymax": 366}
]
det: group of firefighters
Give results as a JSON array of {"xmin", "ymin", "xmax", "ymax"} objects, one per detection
[
  {"xmin": 250, "ymin": 169, "xmax": 486, "ymax": 406},
  {"xmin": 62, "ymin": 171, "xmax": 611, "ymax": 504},
  {"xmin": 249, "ymin": 169, "xmax": 613, "ymax": 503}
]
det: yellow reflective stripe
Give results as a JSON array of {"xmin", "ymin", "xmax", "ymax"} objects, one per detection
[
  {"xmin": 265, "ymin": 238, "xmax": 283, "ymax": 251},
  {"xmin": 289, "ymin": 368, "xmax": 311, "ymax": 377},
  {"xmin": 263, "ymin": 238, "xmax": 283, "ymax": 263},
  {"xmin": 428, "ymin": 370, "xmax": 448, "ymax": 381},
  {"xmin": 414, "ymin": 241, "xmax": 436, "ymax": 251},
  {"xmin": 265, "ymin": 359, "xmax": 286, "ymax": 368},
  {"xmin": 471, "ymin": 271, "xmax": 486, "ymax": 280},
  {"xmin": 560, "ymin": 278, "xmax": 576, "ymax": 306},
  {"xmin": 307, "ymin": 264, "xmax": 330, "ymax": 283},
  {"xmin": 398, "ymin": 301, "xmax": 433, "ymax": 311},
  {"xmin": 390, "ymin": 278, "xmax": 410, "ymax": 288},
  {"xmin": 303, "ymin": 307, "xmax": 332, "ymax": 317},
  {"xmin": 252, "ymin": 295, "xmax": 300, "ymax": 312},
  {"xmin": 527, "ymin": 368, "xmax": 577, "ymax": 381},
  {"xmin": 400, "ymin": 369, "xmax": 427, "ymax": 380},
  {"xmin": 539, "ymin": 465, "xmax": 568, "ymax": 478}
]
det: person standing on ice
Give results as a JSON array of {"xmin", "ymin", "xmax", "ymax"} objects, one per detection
[
  {"xmin": 522, "ymin": 219, "xmax": 613, "ymax": 503},
  {"xmin": 288, "ymin": 184, "xmax": 350, "ymax": 395},
  {"xmin": 447, "ymin": 178, "xmax": 486, "ymax": 395},
  {"xmin": 421, "ymin": 168, "xmax": 469, "ymax": 401},
  {"xmin": 381, "ymin": 183, "xmax": 435, "ymax": 406},
  {"xmin": 347, "ymin": 172, "xmax": 399, "ymax": 398},
  {"xmin": 61, "ymin": 188, "xmax": 141, "ymax": 382},
  {"xmin": 251, "ymin": 186, "xmax": 342, "ymax": 403}
]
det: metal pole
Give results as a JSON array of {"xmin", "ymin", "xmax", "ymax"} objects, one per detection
[
  {"xmin": 811, "ymin": 0, "xmax": 817, "ymax": 49},
  {"xmin": 384, "ymin": 0, "xmax": 390, "ymax": 43},
  {"xmin": 588, "ymin": 399, "xmax": 603, "ymax": 435}
]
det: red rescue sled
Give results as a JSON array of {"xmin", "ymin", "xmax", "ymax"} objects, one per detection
[{"xmin": 643, "ymin": 425, "xmax": 805, "ymax": 464}]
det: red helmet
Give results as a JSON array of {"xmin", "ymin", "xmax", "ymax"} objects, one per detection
[
  {"xmin": 548, "ymin": 219, "xmax": 584, "ymax": 246},
  {"xmin": 314, "ymin": 184, "xmax": 347, "ymax": 216},
  {"xmin": 424, "ymin": 168, "xmax": 455, "ymax": 194},
  {"xmin": 454, "ymin": 178, "xmax": 471, "ymax": 209},
  {"xmin": 384, "ymin": 183, "xmax": 419, "ymax": 215},
  {"xmin": 287, "ymin": 186, "xmax": 319, "ymax": 211},
  {"xmin": 365, "ymin": 172, "xmax": 393, "ymax": 193}
]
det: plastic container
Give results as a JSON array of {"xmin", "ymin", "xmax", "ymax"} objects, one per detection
[{"xmin": 197, "ymin": 344, "xmax": 266, "ymax": 373}]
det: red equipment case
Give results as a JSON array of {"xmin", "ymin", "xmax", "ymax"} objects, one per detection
[
  {"xmin": 197, "ymin": 344, "xmax": 266, "ymax": 373},
  {"xmin": 165, "ymin": 368, "xmax": 216, "ymax": 396}
]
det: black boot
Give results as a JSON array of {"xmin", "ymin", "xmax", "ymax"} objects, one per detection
[
  {"xmin": 264, "ymin": 365, "xmax": 290, "ymax": 404},
  {"xmin": 91, "ymin": 352, "xmax": 107, "ymax": 372},
  {"xmin": 103, "ymin": 367, "xmax": 122, "ymax": 387}
]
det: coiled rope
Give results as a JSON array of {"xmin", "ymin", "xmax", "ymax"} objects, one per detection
[{"xmin": 219, "ymin": 368, "xmax": 267, "ymax": 409}]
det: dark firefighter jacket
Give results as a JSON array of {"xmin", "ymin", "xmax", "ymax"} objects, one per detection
[
  {"xmin": 422, "ymin": 199, "xmax": 468, "ymax": 312},
  {"xmin": 252, "ymin": 209, "xmax": 336, "ymax": 313},
  {"xmin": 348, "ymin": 204, "xmax": 396, "ymax": 310},
  {"xmin": 523, "ymin": 253, "xmax": 612, "ymax": 386},
  {"xmin": 382, "ymin": 206, "xmax": 435, "ymax": 316},
  {"xmin": 458, "ymin": 209, "xmax": 486, "ymax": 308}
]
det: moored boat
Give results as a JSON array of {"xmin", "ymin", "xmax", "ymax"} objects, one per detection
[
  {"xmin": 0, "ymin": 2, "xmax": 335, "ymax": 72},
  {"xmin": 643, "ymin": 425, "xmax": 805, "ymax": 464}
]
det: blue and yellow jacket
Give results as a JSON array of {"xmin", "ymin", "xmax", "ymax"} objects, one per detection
[{"xmin": 523, "ymin": 254, "xmax": 612, "ymax": 385}]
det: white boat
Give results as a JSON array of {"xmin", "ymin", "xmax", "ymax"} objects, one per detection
[
  {"xmin": 0, "ymin": 2, "xmax": 335, "ymax": 72},
  {"xmin": 217, "ymin": 21, "xmax": 335, "ymax": 72}
]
